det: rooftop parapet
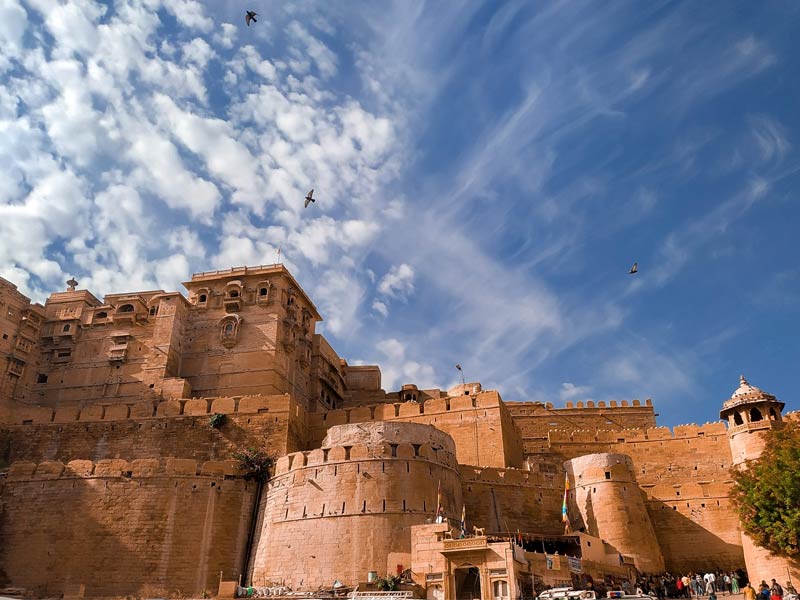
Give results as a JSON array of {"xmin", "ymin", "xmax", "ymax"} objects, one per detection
[
  {"xmin": 4, "ymin": 457, "xmax": 243, "ymax": 481},
  {"xmin": 9, "ymin": 393, "xmax": 298, "ymax": 425},
  {"xmin": 547, "ymin": 422, "xmax": 728, "ymax": 444}
]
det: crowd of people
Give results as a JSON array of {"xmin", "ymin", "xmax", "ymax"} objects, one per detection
[{"xmin": 624, "ymin": 571, "xmax": 797, "ymax": 600}]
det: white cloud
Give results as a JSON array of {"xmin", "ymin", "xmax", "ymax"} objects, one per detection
[
  {"xmin": 376, "ymin": 337, "xmax": 437, "ymax": 391},
  {"xmin": 377, "ymin": 263, "xmax": 414, "ymax": 298},
  {"xmin": 559, "ymin": 382, "xmax": 592, "ymax": 401},
  {"xmin": 749, "ymin": 115, "xmax": 790, "ymax": 165}
]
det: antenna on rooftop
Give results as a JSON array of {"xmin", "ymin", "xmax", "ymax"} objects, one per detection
[{"xmin": 455, "ymin": 363, "xmax": 466, "ymax": 388}]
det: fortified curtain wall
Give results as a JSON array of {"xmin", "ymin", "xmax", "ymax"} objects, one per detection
[
  {"xmin": 249, "ymin": 433, "xmax": 463, "ymax": 589},
  {"xmin": 307, "ymin": 391, "xmax": 524, "ymax": 468},
  {"xmin": 506, "ymin": 400, "xmax": 658, "ymax": 457},
  {"xmin": 548, "ymin": 422, "xmax": 742, "ymax": 572},
  {"xmin": 459, "ymin": 465, "xmax": 565, "ymax": 537},
  {"xmin": 0, "ymin": 458, "xmax": 257, "ymax": 597},
  {"xmin": 1, "ymin": 394, "xmax": 307, "ymax": 465}
]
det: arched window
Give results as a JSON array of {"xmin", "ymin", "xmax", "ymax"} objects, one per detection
[
  {"xmin": 119, "ymin": 304, "xmax": 134, "ymax": 313},
  {"xmin": 260, "ymin": 287, "xmax": 268, "ymax": 296},
  {"xmin": 492, "ymin": 580, "xmax": 509, "ymax": 600},
  {"xmin": 96, "ymin": 311, "xmax": 107, "ymax": 319},
  {"xmin": 225, "ymin": 323, "xmax": 234, "ymax": 334},
  {"xmin": 198, "ymin": 294, "xmax": 207, "ymax": 303},
  {"xmin": 229, "ymin": 290, "xmax": 239, "ymax": 298},
  {"xmin": 750, "ymin": 407, "xmax": 763, "ymax": 422},
  {"xmin": 62, "ymin": 324, "xmax": 70, "ymax": 332},
  {"xmin": 733, "ymin": 412, "xmax": 743, "ymax": 426},
  {"xmin": 769, "ymin": 408, "xmax": 777, "ymax": 420}
]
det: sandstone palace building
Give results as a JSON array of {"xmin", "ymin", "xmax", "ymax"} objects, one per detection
[{"xmin": 0, "ymin": 265, "xmax": 797, "ymax": 598}]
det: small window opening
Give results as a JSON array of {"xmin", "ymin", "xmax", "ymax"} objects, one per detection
[
  {"xmin": 260, "ymin": 287, "xmax": 268, "ymax": 296},
  {"xmin": 230, "ymin": 290, "xmax": 239, "ymax": 298},
  {"xmin": 199, "ymin": 294, "xmax": 207, "ymax": 303},
  {"xmin": 96, "ymin": 311, "xmax": 107, "ymax": 319},
  {"xmin": 37, "ymin": 373, "xmax": 48, "ymax": 384},
  {"xmin": 62, "ymin": 324, "xmax": 70, "ymax": 332},
  {"xmin": 604, "ymin": 471, "xmax": 611, "ymax": 480},
  {"xmin": 734, "ymin": 412, "xmax": 743, "ymax": 426},
  {"xmin": 750, "ymin": 407, "xmax": 763, "ymax": 422},
  {"xmin": 119, "ymin": 304, "xmax": 134, "ymax": 313}
]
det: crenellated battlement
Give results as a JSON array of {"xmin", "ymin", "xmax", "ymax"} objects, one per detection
[
  {"xmin": 641, "ymin": 479, "xmax": 733, "ymax": 501},
  {"xmin": 458, "ymin": 465, "xmax": 561, "ymax": 488},
  {"xmin": 3, "ymin": 457, "xmax": 243, "ymax": 481},
  {"xmin": 307, "ymin": 390, "xmax": 503, "ymax": 429},
  {"xmin": 547, "ymin": 421, "xmax": 727, "ymax": 444},
  {"xmin": 273, "ymin": 440, "xmax": 459, "ymax": 476},
  {"xmin": 9, "ymin": 393, "xmax": 301, "ymax": 425}
]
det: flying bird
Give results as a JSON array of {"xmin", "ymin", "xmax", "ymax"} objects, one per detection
[
  {"xmin": 628, "ymin": 262, "xmax": 638, "ymax": 275},
  {"xmin": 245, "ymin": 11, "xmax": 258, "ymax": 26},
  {"xmin": 304, "ymin": 189, "xmax": 315, "ymax": 208}
]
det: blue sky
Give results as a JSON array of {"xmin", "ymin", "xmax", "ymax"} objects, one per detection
[{"xmin": 1, "ymin": 0, "xmax": 798, "ymax": 426}]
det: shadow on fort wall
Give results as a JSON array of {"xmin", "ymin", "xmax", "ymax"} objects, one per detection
[
  {"xmin": 0, "ymin": 466, "xmax": 255, "ymax": 597},
  {"xmin": 646, "ymin": 499, "xmax": 744, "ymax": 573},
  {"xmin": 3, "ymin": 412, "xmax": 290, "ymax": 465}
]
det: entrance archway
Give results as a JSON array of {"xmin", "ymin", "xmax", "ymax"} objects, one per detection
[{"xmin": 455, "ymin": 567, "xmax": 482, "ymax": 600}]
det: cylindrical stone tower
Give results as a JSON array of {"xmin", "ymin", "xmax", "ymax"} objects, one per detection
[
  {"xmin": 720, "ymin": 375, "xmax": 799, "ymax": 585},
  {"xmin": 249, "ymin": 421, "xmax": 462, "ymax": 589},
  {"xmin": 565, "ymin": 453, "xmax": 664, "ymax": 574}
]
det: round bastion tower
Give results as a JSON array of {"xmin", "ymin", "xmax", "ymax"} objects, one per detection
[
  {"xmin": 565, "ymin": 453, "xmax": 664, "ymax": 574},
  {"xmin": 248, "ymin": 421, "xmax": 463, "ymax": 590},
  {"xmin": 719, "ymin": 375, "xmax": 800, "ymax": 585}
]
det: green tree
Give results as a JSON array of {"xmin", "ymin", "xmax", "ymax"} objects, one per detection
[
  {"xmin": 730, "ymin": 420, "xmax": 800, "ymax": 557},
  {"xmin": 232, "ymin": 447, "xmax": 275, "ymax": 481}
]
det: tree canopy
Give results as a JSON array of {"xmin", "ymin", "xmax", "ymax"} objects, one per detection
[{"xmin": 730, "ymin": 420, "xmax": 800, "ymax": 557}]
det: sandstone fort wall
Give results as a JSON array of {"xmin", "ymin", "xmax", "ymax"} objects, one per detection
[
  {"xmin": 307, "ymin": 391, "xmax": 524, "ymax": 468},
  {"xmin": 0, "ymin": 459, "xmax": 256, "ymax": 596},
  {"xmin": 459, "ymin": 466, "xmax": 564, "ymax": 536},
  {"xmin": 249, "ymin": 437, "xmax": 462, "ymax": 589},
  {"xmin": 642, "ymin": 481, "xmax": 743, "ymax": 572},
  {"xmin": 507, "ymin": 400, "xmax": 657, "ymax": 451},
  {"xmin": 566, "ymin": 453, "xmax": 664, "ymax": 574},
  {"xmin": 2, "ymin": 394, "xmax": 306, "ymax": 464}
]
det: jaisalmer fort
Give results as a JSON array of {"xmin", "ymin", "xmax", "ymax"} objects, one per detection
[{"xmin": 0, "ymin": 264, "xmax": 797, "ymax": 599}]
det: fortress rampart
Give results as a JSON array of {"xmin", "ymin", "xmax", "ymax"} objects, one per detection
[
  {"xmin": 546, "ymin": 422, "xmax": 732, "ymax": 484},
  {"xmin": 459, "ymin": 465, "xmax": 565, "ymax": 536},
  {"xmin": 307, "ymin": 391, "xmax": 524, "ymax": 468},
  {"xmin": 0, "ymin": 459, "xmax": 256, "ymax": 597},
  {"xmin": 566, "ymin": 453, "xmax": 664, "ymax": 574},
  {"xmin": 1, "ymin": 394, "xmax": 307, "ymax": 465},
  {"xmin": 249, "ymin": 422, "xmax": 463, "ymax": 589}
]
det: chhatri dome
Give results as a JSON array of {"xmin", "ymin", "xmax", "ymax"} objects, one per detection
[{"xmin": 720, "ymin": 374, "xmax": 785, "ymax": 425}]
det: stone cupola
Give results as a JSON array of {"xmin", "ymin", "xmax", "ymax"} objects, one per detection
[{"xmin": 720, "ymin": 374, "xmax": 784, "ymax": 432}]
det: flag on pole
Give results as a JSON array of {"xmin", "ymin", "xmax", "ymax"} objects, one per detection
[
  {"xmin": 562, "ymin": 473, "xmax": 570, "ymax": 533},
  {"xmin": 276, "ymin": 245, "xmax": 282, "ymax": 262},
  {"xmin": 460, "ymin": 504, "xmax": 466, "ymax": 538},
  {"xmin": 436, "ymin": 480, "xmax": 443, "ymax": 523}
]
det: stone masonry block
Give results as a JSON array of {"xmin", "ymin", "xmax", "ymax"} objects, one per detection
[
  {"xmin": 184, "ymin": 399, "xmax": 209, "ymax": 416},
  {"xmin": 129, "ymin": 402, "xmax": 155, "ymax": 418},
  {"xmin": 79, "ymin": 404, "xmax": 105, "ymax": 421},
  {"xmin": 53, "ymin": 407, "xmax": 80, "ymax": 423},
  {"xmin": 131, "ymin": 458, "xmax": 161, "ymax": 476},
  {"xmin": 66, "ymin": 460, "xmax": 95, "ymax": 477},
  {"xmin": 156, "ymin": 400, "xmax": 182, "ymax": 417},
  {"xmin": 7, "ymin": 461, "xmax": 37, "ymax": 480},
  {"xmin": 210, "ymin": 397, "xmax": 235, "ymax": 414},
  {"xmin": 94, "ymin": 459, "xmax": 131, "ymax": 477},
  {"xmin": 103, "ymin": 404, "xmax": 129, "ymax": 420},
  {"xmin": 166, "ymin": 458, "xmax": 198, "ymax": 475},
  {"xmin": 35, "ymin": 461, "xmax": 65, "ymax": 479}
]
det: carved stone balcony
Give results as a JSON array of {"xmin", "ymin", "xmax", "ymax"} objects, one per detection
[{"xmin": 441, "ymin": 536, "xmax": 488, "ymax": 553}]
